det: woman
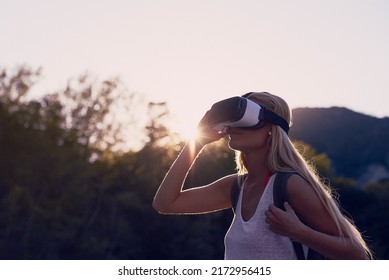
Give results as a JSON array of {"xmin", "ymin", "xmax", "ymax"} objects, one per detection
[{"xmin": 152, "ymin": 92, "xmax": 372, "ymax": 259}]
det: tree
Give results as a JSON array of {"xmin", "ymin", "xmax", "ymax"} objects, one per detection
[
  {"xmin": 0, "ymin": 65, "xmax": 147, "ymax": 259},
  {"xmin": 293, "ymin": 140, "xmax": 335, "ymax": 179},
  {"xmin": 57, "ymin": 73, "xmax": 141, "ymax": 155},
  {"xmin": 0, "ymin": 65, "xmax": 41, "ymax": 105},
  {"xmin": 144, "ymin": 101, "xmax": 181, "ymax": 148}
]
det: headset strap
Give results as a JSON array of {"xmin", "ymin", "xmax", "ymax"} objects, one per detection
[
  {"xmin": 243, "ymin": 92, "xmax": 289, "ymax": 134},
  {"xmin": 263, "ymin": 107, "xmax": 289, "ymax": 134}
]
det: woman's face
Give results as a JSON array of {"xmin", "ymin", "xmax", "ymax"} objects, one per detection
[{"xmin": 227, "ymin": 123, "xmax": 272, "ymax": 152}]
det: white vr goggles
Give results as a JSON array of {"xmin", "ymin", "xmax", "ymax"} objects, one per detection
[{"xmin": 207, "ymin": 94, "xmax": 289, "ymax": 134}]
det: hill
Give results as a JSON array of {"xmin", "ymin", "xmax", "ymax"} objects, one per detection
[{"xmin": 289, "ymin": 107, "xmax": 389, "ymax": 186}]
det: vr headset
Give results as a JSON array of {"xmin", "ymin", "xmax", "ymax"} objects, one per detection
[{"xmin": 207, "ymin": 94, "xmax": 289, "ymax": 134}]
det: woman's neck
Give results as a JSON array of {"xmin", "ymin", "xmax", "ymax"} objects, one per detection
[{"xmin": 243, "ymin": 148, "xmax": 269, "ymax": 181}]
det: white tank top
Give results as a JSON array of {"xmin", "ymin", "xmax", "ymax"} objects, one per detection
[{"xmin": 224, "ymin": 174, "xmax": 297, "ymax": 260}]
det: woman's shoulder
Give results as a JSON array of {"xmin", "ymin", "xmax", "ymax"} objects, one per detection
[
  {"xmin": 287, "ymin": 173, "xmax": 311, "ymax": 191},
  {"xmin": 285, "ymin": 173, "xmax": 322, "ymax": 214},
  {"xmin": 285, "ymin": 173, "xmax": 320, "ymax": 204},
  {"xmin": 210, "ymin": 173, "xmax": 240, "ymax": 193},
  {"xmin": 285, "ymin": 173, "xmax": 339, "ymax": 234}
]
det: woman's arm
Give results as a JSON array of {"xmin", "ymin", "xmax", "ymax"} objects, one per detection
[
  {"xmin": 153, "ymin": 112, "xmax": 234, "ymax": 215},
  {"xmin": 152, "ymin": 141, "xmax": 235, "ymax": 214},
  {"xmin": 265, "ymin": 174, "xmax": 368, "ymax": 259}
]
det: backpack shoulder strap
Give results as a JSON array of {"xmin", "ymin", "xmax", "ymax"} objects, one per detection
[
  {"xmin": 231, "ymin": 174, "xmax": 247, "ymax": 213},
  {"xmin": 274, "ymin": 172, "xmax": 327, "ymax": 260},
  {"xmin": 273, "ymin": 172, "xmax": 306, "ymax": 260},
  {"xmin": 273, "ymin": 172, "xmax": 294, "ymax": 211}
]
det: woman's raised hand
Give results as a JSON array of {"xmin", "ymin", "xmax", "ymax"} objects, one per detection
[{"xmin": 195, "ymin": 111, "xmax": 227, "ymax": 146}]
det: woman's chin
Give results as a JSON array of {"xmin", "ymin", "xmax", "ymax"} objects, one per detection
[{"xmin": 228, "ymin": 138, "xmax": 241, "ymax": 151}]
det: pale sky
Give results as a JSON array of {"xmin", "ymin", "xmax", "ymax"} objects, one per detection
[{"xmin": 1, "ymin": 0, "xmax": 389, "ymax": 139}]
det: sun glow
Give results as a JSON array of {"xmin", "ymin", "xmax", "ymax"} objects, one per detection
[
  {"xmin": 168, "ymin": 97, "xmax": 210, "ymax": 144},
  {"xmin": 168, "ymin": 116, "xmax": 200, "ymax": 159},
  {"xmin": 173, "ymin": 117, "xmax": 200, "ymax": 143}
]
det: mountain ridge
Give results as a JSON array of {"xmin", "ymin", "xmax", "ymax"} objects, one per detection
[{"xmin": 289, "ymin": 106, "xmax": 389, "ymax": 186}]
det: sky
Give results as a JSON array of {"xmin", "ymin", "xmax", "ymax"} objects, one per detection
[{"xmin": 1, "ymin": 0, "xmax": 389, "ymax": 140}]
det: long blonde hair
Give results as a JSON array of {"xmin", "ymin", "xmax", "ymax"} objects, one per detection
[{"xmin": 235, "ymin": 92, "xmax": 372, "ymax": 258}]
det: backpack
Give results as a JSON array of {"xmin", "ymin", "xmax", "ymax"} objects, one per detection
[{"xmin": 230, "ymin": 172, "xmax": 326, "ymax": 260}]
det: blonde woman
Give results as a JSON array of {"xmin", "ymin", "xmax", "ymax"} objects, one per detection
[{"xmin": 153, "ymin": 92, "xmax": 372, "ymax": 260}]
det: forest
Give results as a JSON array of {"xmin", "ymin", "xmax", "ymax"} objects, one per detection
[{"xmin": 1, "ymin": 65, "xmax": 388, "ymax": 260}]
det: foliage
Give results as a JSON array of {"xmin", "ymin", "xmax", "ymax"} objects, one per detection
[
  {"xmin": 293, "ymin": 140, "xmax": 334, "ymax": 179},
  {"xmin": 0, "ymin": 65, "xmax": 388, "ymax": 260}
]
